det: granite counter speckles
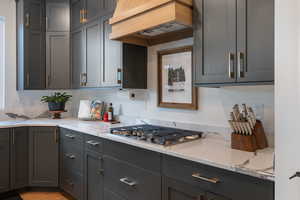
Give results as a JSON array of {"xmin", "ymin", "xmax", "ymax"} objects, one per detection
[{"xmin": 0, "ymin": 118, "xmax": 274, "ymax": 181}]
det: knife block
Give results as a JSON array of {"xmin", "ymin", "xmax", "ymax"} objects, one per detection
[{"xmin": 231, "ymin": 120, "xmax": 268, "ymax": 152}]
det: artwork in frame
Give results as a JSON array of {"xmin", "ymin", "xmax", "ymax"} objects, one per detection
[{"xmin": 157, "ymin": 46, "xmax": 198, "ymax": 110}]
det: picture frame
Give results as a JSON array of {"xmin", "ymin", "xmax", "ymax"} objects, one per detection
[{"xmin": 157, "ymin": 46, "xmax": 198, "ymax": 110}]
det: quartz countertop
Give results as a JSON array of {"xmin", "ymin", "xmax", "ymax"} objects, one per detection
[{"xmin": 0, "ymin": 118, "xmax": 275, "ymax": 181}]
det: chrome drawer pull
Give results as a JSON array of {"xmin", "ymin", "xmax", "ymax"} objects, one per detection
[
  {"xmin": 65, "ymin": 134, "xmax": 75, "ymax": 139},
  {"xmin": 65, "ymin": 154, "xmax": 76, "ymax": 159},
  {"xmin": 86, "ymin": 140, "xmax": 100, "ymax": 146},
  {"xmin": 192, "ymin": 173, "xmax": 220, "ymax": 184},
  {"xmin": 120, "ymin": 177, "xmax": 137, "ymax": 187}
]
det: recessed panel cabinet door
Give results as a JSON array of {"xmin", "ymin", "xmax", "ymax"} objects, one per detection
[
  {"xmin": 101, "ymin": 16, "xmax": 122, "ymax": 87},
  {"xmin": 11, "ymin": 127, "xmax": 29, "ymax": 190},
  {"xmin": 46, "ymin": 0, "xmax": 70, "ymax": 32},
  {"xmin": 163, "ymin": 177, "xmax": 206, "ymax": 200},
  {"xmin": 71, "ymin": 0, "xmax": 83, "ymax": 31},
  {"xmin": 193, "ymin": 0, "xmax": 237, "ymax": 85},
  {"xmin": 24, "ymin": 0, "xmax": 46, "ymax": 89},
  {"xmin": 85, "ymin": 20, "xmax": 101, "ymax": 87},
  {"xmin": 29, "ymin": 127, "xmax": 59, "ymax": 187},
  {"xmin": 0, "ymin": 129, "xmax": 10, "ymax": 193},
  {"xmin": 84, "ymin": 151, "xmax": 103, "ymax": 200},
  {"xmin": 236, "ymin": 0, "xmax": 274, "ymax": 83},
  {"xmin": 71, "ymin": 29, "xmax": 86, "ymax": 88}
]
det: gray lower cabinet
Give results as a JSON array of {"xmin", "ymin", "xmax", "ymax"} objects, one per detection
[
  {"xmin": 0, "ymin": 129, "xmax": 10, "ymax": 193},
  {"xmin": 163, "ymin": 177, "xmax": 206, "ymax": 200},
  {"xmin": 193, "ymin": 0, "xmax": 274, "ymax": 86},
  {"xmin": 11, "ymin": 127, "xmax": 29, "ymax": 190},
  {"xmin": 84, "ymin": 150, "xmax": 103, "ymax": 200},
  {"xmin": 29, "ymin": 127, "xmax": 59, "ymax": 187},
  {"xmin": 60, "ymin": 128, "xmax": 84, "ymax": 200}
]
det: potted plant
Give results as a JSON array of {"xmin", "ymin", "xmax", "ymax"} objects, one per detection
[{"xmin": 41, "ymin": 92, "xmax": 72, "ymax": 111}]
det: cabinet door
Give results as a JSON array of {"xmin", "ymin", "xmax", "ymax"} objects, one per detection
[
  {"xmin": 84, "ymin": 150, "xmax": 103, "ymax": 200},
  {"xmin": 71, "ymin": 0, "xmax": 83, "ymax": 31},
  {"xmin": 0, "ymin": 129, "xmax": 10, "ymax": 193},
  {"xmin": 29, "ymin": 127, "xmax": 59, "ymax": 187},
  {"xmin": 24, "ymin": 0, "xmax": 46, "ymax": 89},
  {"xmin": 163, "ymin": 177, "xmax": 206, "ymax": 200},
  {"xmin": 85, "ymin": 0, "xmax": 105, "ymax": 23},
  {"xmin": 236, "ymin": 0, "xmax": 274, "ymax": 83},
  {"xmin": 193, "ymin": 0, "xmax": 237, "ymax": 85},
  {"xmin": 85, "ymin": 20, "xmax": 101, "ymax": 87},
  {"xmin": 206, "ymin": 193, "xmax": 231, "ymax": 200},
  {"xmin": 11, "ymin": 127, "xmax": 29, "ymax": 190},
  {"xmin": 71, "ymin": 28, "xmax": 86, "ymax": 88},
  {"xmin": 46, "ymin": 32, "xmax": 70, "ymax": 89},
  {"xmin": 46, "ymin": 0, "xmax": 69, "ymax": 32},
  {"xmin": 101, "ymin": 15, "xmax": 122, "ymax": 87}
]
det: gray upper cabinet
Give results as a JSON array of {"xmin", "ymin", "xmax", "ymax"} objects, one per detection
[
  {"xmin": 85, "ymin": 19, "xmax": 102, "ymax": 87},
  {"xmin": 46, "ymin": 0, "xmax": 70, "ymax": 89},
  {"xmin": 71, "ymin": 0, "xmax": 83, "ymax": 31},
  {"xmin": 236, "ymin": 0, "xmax": 274, "ymax": 83},
  {"xmin": 29, "ymin": 127, "xmax": 59, "ymax": 187},
  {"xmin": 85, "ymin": 0, "xmax": 105, "ymax": 23},
  {"xmin": 193, "ymin": 0, "xmax": 274, "ymax": 86},
  {"xmin": 46, "ymin": 32, "xmax": 70, "ymax": 89},
  {"xmin": 17, "ymin": 0, "xmax": 46, "ymax": 90},
  {"xmin": 101, "ymin": 15, "xmax": 122, "ymax": 87},
  {"xmin": 194, "ymin": 0, "xmax": 237, "ymax": 85},
  {"xmin": 0, "ymin": 129, "xmax": 10, "ymax": 193},
  {"xmin": 46, "ymin": 0, "xmax": 69, "ymax": 32},
  {"xmin": 71, "ymin": 29, "xmax": 86, "ymax": 88},
  {"xmin": 11, "ymin": 127, "xmax": 29, "ymax": 190}
]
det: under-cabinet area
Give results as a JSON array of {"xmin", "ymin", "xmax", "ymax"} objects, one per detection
[{"xmin": 0, "ymin": 125, "xmax": 274, "ymax": 200}]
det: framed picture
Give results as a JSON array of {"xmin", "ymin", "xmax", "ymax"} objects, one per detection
[{"xmin": 157, "ymin": 46, "xmax": 198, "ymax": 110}]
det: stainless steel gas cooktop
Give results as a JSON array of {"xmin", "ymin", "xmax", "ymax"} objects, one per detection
[{"xmin": 110, "ymin": 125, "xmax": 203, "ymax": 146}]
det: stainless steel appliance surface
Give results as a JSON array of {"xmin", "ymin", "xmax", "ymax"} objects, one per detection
[{"xmin": 110, "ymin": 125, "xmax": 203, "ymax": 146}]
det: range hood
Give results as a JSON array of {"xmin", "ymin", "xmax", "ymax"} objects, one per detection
[{"xmin": 109, "ymin": 0, "xmax": 193, "ymax": 46}]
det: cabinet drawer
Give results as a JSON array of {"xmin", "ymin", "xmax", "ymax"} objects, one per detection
[
  {"xmin": 84, "ymin": 135, "xmax": 103, "ymax": 153},
  {"xmin": 104, "ymin": 156, "xmax": 161, "ymax": 200},
  {"xmin": 61, "ymin": 170, "xmax": 83, "ymax": 200},
  {"xmin": 162, "ymin": 155, "xmax": 274, "ymax": 200},
  {"xmin": 60, "ymin": 128, "xmax": 83, "ymax": 146},
  {"xmin": 104, "ymin": 188, "xmax": 126, "ymax": 200},
  {"xmin": 103, "ymin": 139, "xmax": 161, "ymax": 173},
  {"xmin": 62, "ymin": 143, "xmax": 83, "ymax": 173}
]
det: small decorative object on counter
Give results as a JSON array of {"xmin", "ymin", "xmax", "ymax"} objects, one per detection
[
  {"xmin": 41, "ymin": 92, "xmax": 72, "ymax": 119},
  {"xmin": 90, "ymin": 100, "xmax": 104, "ymax": 120},
  {"xmin": 108, "ymin": 103, "xmax": 114, "ymax": 121},
  {"xmin": 229, "ymin": 104, "xmax": 268, "ymax": 152}
]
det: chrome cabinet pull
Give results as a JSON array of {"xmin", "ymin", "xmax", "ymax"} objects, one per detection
[
  {"xmin": 25, "ymin": 13, "xmax": 30, "ymax": 28},
  {"xmin": 192, "ymin": 173, "xmax": 220, "ymax": 184},
  {"xmin": 120, "ymin": 177, "xmax": 137, "ymax": 187},
  {"xmin": 54, "ymin": 127, "xmax": 58, "ymax": 143},
  {"xmin": 117, "ymin": 68, "xmax": 122, "ymax": 84},
  {"xmin": 238, "ymin": 52, "xmax": 245, "ymax": 78},
  {"xmin": 86, "ymin": 140, "xmax": 100, "ymax": 146},
  {"xmin": 228, "ymin": 53, "xmax": 235, "ymax": 79},
  {"xmin": 65, "ymin": 134, "xmax": 75, "ymax": 139},
  {"xmin": 65, "ymin": 154, "xmax": 76, "ymax": 159},
  {"xmin": 80, "ymin": 73, "xmax": 87, "ymax": 86}
]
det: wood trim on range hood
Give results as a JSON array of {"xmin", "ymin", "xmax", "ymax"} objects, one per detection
[{"xmin": 109, "ymin": 0, "xmax": 193, "ymax": 46}]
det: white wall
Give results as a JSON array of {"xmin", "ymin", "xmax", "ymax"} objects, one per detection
[
  {"xmin": 275, "ymin": 0, "xmax": 300, "ymax": 199},
  {"xmin": 71, "ymin": 38, "xmax": 275, "ymax": 145},
  {"xmin": 0, "ymin": 0, "xmax": 72, "ymax": 120}
]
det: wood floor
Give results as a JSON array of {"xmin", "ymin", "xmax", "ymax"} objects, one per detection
[{"xmin": 20, "ymin": 192, "xmax": 70, "ymax": 200}]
